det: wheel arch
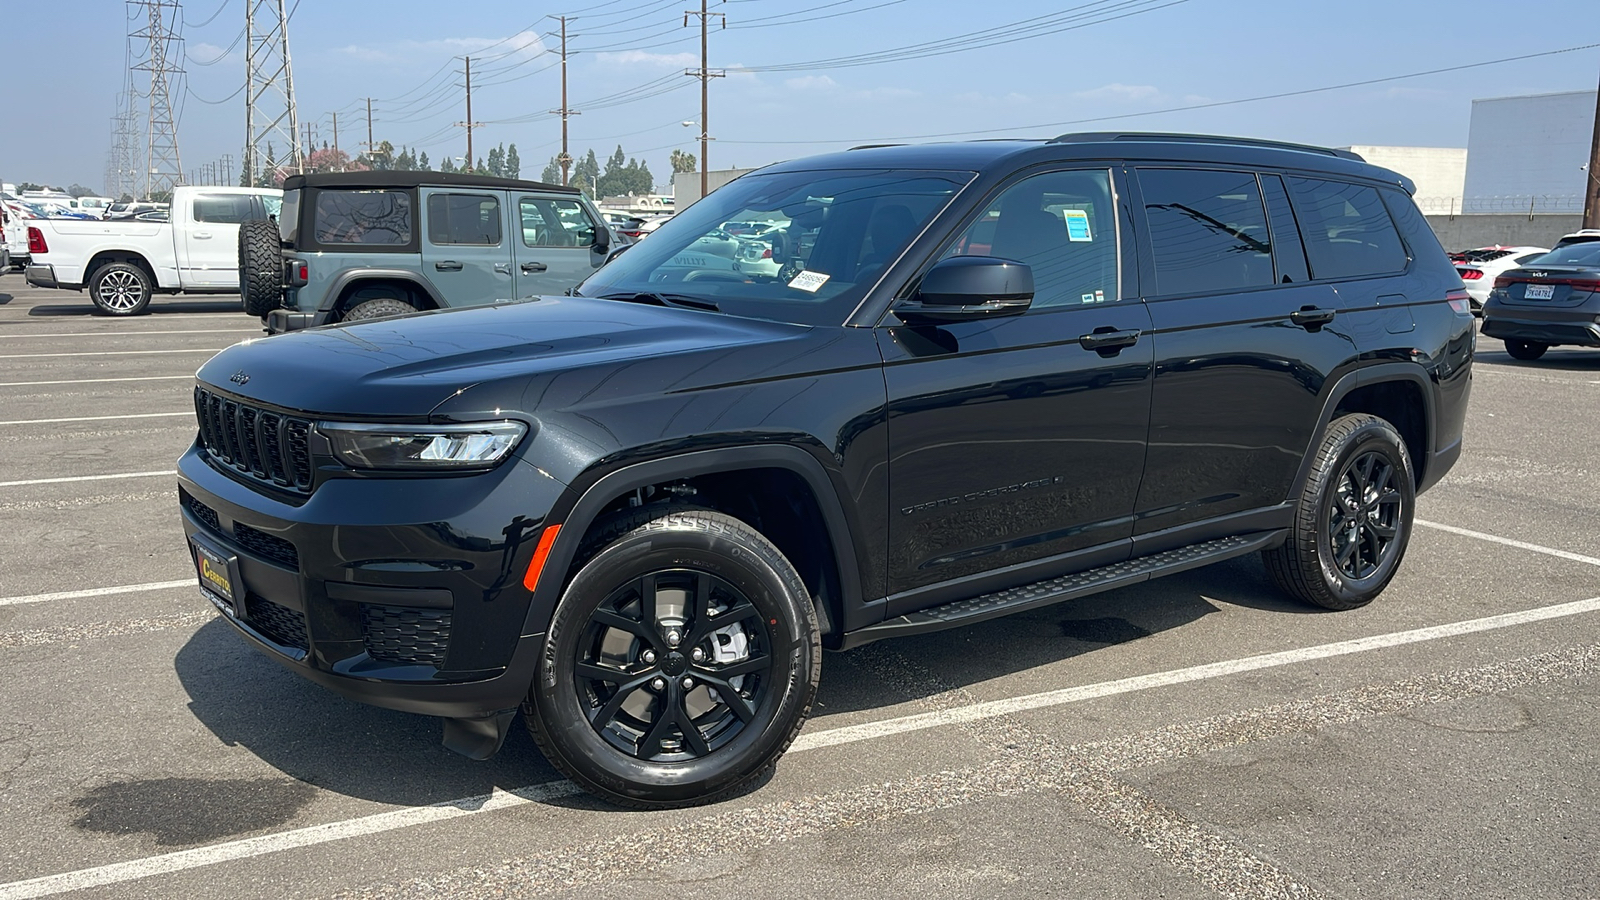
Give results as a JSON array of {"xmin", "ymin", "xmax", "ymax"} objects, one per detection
[
  {"xmin": 1292, "ymin": 363, "xmax": 1435, "ymax": 497},
  {"xmin": 320, "ymin": 269, "xmax": 446, "ymax": 319},
  {"xmin": 86, "ymin": 250, "xmax": 159, "ymax": 291},
  {"xmin": 523, "ymin": 446, "xmax": 865, "ymax": 648}
]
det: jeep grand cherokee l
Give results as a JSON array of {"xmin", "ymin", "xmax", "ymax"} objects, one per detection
[{"xmin": 178, "ymin": 133, "xmax": 1473, "ymax": 807}]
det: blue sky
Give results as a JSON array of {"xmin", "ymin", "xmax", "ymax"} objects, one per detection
[{"xmin": 5, "ymin": 0, "xmax": 1598, "ymax": 192}]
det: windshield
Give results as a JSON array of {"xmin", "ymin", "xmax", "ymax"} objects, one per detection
[
  {"xmin": 577, "ymin": 168, "xmax": 973, "ymax": 325},
  {"xmin": 1528, "ymin": 243, "xmax": 1600, "ymax": 267}
]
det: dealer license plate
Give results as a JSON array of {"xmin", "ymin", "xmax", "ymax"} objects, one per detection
[
  {"xmin": 191, "ymin": 537, "xmax": 240, "ymax": 614},
  {"xmin": 1524, "ymin": 283, "xmax": 1555, "ymax": 300}
]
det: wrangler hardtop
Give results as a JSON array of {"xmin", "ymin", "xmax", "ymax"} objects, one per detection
[{"xmin": 180, "ymin": 132, "xmax": 1473, "ymax": 808}]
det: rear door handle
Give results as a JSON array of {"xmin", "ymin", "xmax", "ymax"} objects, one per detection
[
  {"xmin": 1079, "ymin": 327, "xmax": 1141, "ymax": 356},
  {"xmin": 434, "ymin": 260, "xmax": 464, "ymax": 271},
  {"xmin": 520, "ymin": 261, "xmax": 548, "ymax": 273},
  {"xmin": 1290, "ymin": 306, "xmax": 1335, "ymax": 330},
  {"xmin": 193, "ymin": 231, "xmax": 212, "ymax": 239}
]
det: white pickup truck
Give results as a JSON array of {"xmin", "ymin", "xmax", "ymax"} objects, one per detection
[{"xmin": 24, "ymin": 186, "xmax": 282, "ymax": 315}]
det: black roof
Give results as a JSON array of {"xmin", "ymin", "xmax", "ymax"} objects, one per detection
[{"xmin": 281, "ymin": 170, "xmax": 579, "ymax": 193}]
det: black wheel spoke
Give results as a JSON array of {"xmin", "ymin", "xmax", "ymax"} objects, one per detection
[
  {"xmin": 637, "ymin": 687, "xmax": 678, "ymax": 759},
  {"xmin": 704, "ymin": 652, "xmax": 769, "ymax": 679},
  {"xmin": 1369, "ymin": 520, "xmax": 1397, "ymax": 540},
  {"xmin": 591, "ymin": 608, "xmax": 653, "ymax": 640},
  {"xmin": 678, "ymin": 709, "xmax": 712, "ymax": 757},
  {"xmin": 591, "ymin": 673, "xmax": 655, "ymax": 730},
  {"xmin": 637, "ymin": 573, "xmax": 660, "ymax": 628},
  {"xmin": 1334, "ymin": 535, "xmax": 1358, "ymax": 568},
  {"xmin": 699, "ymin": 674, "xmax": 757, "ymax": 722},
  {"xmin": 575, "ymin": 661, "xmax": 632, "ymax": 683},
  {"xmin": 689, "ymin": 599, "xmax": 757, "ymax": 643}
]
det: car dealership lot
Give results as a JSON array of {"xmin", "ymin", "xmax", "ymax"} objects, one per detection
[{"xmin": 0, "ymin": 270, "xmax": 1596, "ymax": 899}]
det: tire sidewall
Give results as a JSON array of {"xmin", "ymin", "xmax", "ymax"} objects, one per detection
[
  {"xmin": 1310, "ymin": 421, "xmax": 1415, "ymax": 606},
  {"xmin": 533, "ymin": 518, "xmax": 816, "ymax": 805},
  {"xmin": 90, "ymin": 262, "xmax": 151, "ymax": 315},
  {"xmin": 342, "ymin": 297, "xmax": 415, "ymax": 322}
]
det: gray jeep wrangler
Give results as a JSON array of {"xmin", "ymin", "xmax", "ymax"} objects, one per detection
[{"xmin": 238, "ymin": 171, "xmax": 613, "ymax": 332}]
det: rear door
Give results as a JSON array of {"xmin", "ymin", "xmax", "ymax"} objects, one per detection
[
  {"xmin": 420, "ymin": 188, "xmax": 514, "ymax": 307},
  {"xmin": 513, "ymin": 195, "xmax": 607, "ymax": 299},
  {"xmin": 180, "ymin": 192, "xmax": 256, "ymax": 288}
]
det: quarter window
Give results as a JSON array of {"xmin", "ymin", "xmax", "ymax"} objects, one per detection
[
  {"xmin": 945, "ymin": 169, "xmax": 1118, "ymax": 308},
  {"xmin": 427, "ymin": 193, "xmax": 502, "ymax": 246},
  {"xmin": 1287, "ymin": 177, "xmax": 1407, "ymax": 279},
  {"xmin": 312, "ymin": 190, "xmax": 411, "ymax": 245},
  {"xmin": 520, "ymin": 198, "xmax": 596, "ymax": 248},
  {"xmin": 1139, "ymin": 168, "xmax": 1274, "ymax": 296}
]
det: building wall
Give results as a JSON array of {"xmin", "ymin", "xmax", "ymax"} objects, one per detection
[
  {"xmin": 1343, "ymin": 146, "xmax": 1467, "ymax": 213},
  {"xmin": 1424, "ymin": 214, "xmax": 1581, "ymax": 253},
  {"xmin": 672, "ymin": 168, "xmax": 760, "ymax": 208},
  {"xmin": 1462, "ymin": 90, "xmax": 1596, "ymax": 213}
]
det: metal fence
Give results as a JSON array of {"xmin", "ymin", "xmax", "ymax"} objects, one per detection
[{"xmin": 1415, "ymin": 195, "xmax": 1585, "ymax": 217}]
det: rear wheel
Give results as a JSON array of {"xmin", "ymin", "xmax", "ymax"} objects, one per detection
[
  {"xmin": 1504, "ymin": 339, "xmax": 1548, "ymax": 361},
  {"xmin": 525, "ymin": 507, "xmax": 819, "ymax": 808},
  {"xmin": 88, "ymin": 261, "xmax": 153, "ymax": 315},
  {"xmin": 341, "ymin": 297, "xmax": 416, "ymax": 323},
  {"xmin": 238, "ymin": 218, "xmax": 282, "ymax": 317}
]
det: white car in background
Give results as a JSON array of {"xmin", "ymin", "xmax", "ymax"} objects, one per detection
[
  {"xmin": 1, "ymin": 201, "xmax": 29, "ymax": 269},
  {"xmin": 1453, "ymin": 245, "xmax": 1549, "ymax": 313}
]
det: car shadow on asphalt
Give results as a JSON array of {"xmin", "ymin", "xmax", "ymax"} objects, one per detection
[
  {"xmin": 1475, "ymin": 349, "xmax": 1600, "ymax": 373},
  {"xmin": 27, "ymin": 300, "xmax": 245, "ymax": 316},
  {"xmin": 0, "ymin": 292, "xmax": 13, "ymax": 305}
]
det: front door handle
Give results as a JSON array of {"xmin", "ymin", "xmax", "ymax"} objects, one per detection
[
  {"xmin": 1290, "ymin": 306, "xmax": 1335, "ymax": 330},
  {"xmin": 434, "ymin": 260, "xmax": 464, "ymax": 272},
  {"xmin": 520, "ymin": 261, "xmax": 548, "ymax": 273},
  {"xmin": 1079, "ymin": 327, "xmax": 1141, "ymax": 356}
]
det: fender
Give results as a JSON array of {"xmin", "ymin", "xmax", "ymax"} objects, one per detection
[
  {"xmin": 318, "ymin": 268, "xmax": 447, "ymax": 314},
  {"xmin": 1288, "ymin": 362, "xmax": 1437, "ymax": 501},
  {"xmin": 519, "ymin": 444, "xmax": 870, "ymax": 642}
]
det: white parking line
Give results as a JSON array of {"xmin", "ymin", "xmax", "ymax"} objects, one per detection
[
  {"xmin": 0, "ymin": 411, "xmax": 189, "ymax": 427},
  {"xmin": 0, "ymin": 349, "xmax": 222, "ymax": 360},
  {"xmin": 0, "ymin": 329, "xmax": 254, "ymax": 339},
  {"xmin": 0, "ymin": 470, "xmax": 174, "ymax": 489},
  {"xmin": 2, "ymin": 593, "xmax": 1597, "ymax": 899},
  {"xmin": 0, "ymin": 375, "xmax": 193, "ymax": 387},
  {"xmin": 0, "ymin": 580, "xmax": 194, "ymax": 608},
  {"xmin": 1415, "ymin": 518, "xmax": 1600, "ymax": 568}
]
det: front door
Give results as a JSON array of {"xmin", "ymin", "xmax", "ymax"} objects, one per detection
[
  {"xmin": 514, "ymin": 195, "xmax": 607, "ymax": 299},
  {"xmin": 180, "ymin": 192, "xmax": 256, "ymax": 288},
  {"xmin": 419, "ymin": 188, "xmax": 514, "ymax": 307},
  {"xmin": 880, "ymin": 168, "xmax": 1154, "ymax": 610}
]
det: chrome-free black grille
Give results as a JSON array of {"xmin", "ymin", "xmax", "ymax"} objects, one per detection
[
  {"xmin": 360, "ymin": 604, "xmax": 451, "ymax": 668},
  {"xmin": 245, "ymin": 593, "xmax": 309, "ymax": 651},
  {"xmin": 194, "ymin": 387, "xmax": 314, "ymax": 492},
  {"xmin": 233, "ymin": 522, "xmax": 299, "ymax": 570},
  {"xmin": 186, "ymin": 494, "xmax": 222, "ymax": 534}
]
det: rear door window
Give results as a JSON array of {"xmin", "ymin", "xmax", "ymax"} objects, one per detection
[
  {"xmin": 192, "ymin": 193, "xmax": 255, "ymax": 224},
  {"xmin": 427, "ymin": 193, "xmax": 502, "ymax": 246},
  {"xmin": 1287, "ymin": 177, "xmax": 1407, "ymax": 279},
  {"xmin": 313, "ymin": 190, "xmax": 412, "ymax": 245},
  {"xmin": 1138, "ymin": 168, "xmax": 1275, "ymax": 296}
]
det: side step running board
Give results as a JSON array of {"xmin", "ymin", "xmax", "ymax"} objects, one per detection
[{"xmin": 843, "ymin": 530, "xmax": 1284, "ymax": 648}]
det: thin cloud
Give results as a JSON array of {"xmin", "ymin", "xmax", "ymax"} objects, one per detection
[{"xmin": 338, "ymin": 32, "xmax": 545, "ymax": 65}]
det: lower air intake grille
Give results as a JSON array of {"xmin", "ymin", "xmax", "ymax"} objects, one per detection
[
  {"xmin": 186, "ymin": 495, "xmax": 222, "ymax": 534},
  {"xmin": 360, "ymin": 604, "xmax": 452, "ymax": 668},
  {"xmin": 233, "ymin": 522, "xmax": 299, "ymax": 570},
  {"xmin": 245, "ymin": 594, "xmax": 309, "ymax": 651}
]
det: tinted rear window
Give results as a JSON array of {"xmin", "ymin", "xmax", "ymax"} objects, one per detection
[
  {"xmin": 313, "ymin": 190, "xmax": 412, "ymax": 245},
  {"xmin": 1288, "ymin": 178, "xmax": 1407, "ymax": 279},
  {"xmin": 1140, "ymin": 168, "xmax": 1274, "ymax": 296},
  {"xmin": 193, "ymin": 194, "xmax": 254, "ymax": 224}
]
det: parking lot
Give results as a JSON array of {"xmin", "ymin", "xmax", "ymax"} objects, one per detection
[{"xmin": 0, "ymin": 270, "xmax": 1596, "ymax": 900}]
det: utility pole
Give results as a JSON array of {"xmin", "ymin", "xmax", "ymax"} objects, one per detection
[
  {"xmin": 243, "ymin": 0, "xmax": 303, "ymax": 184},
  {"xmin": 548, "ymin": 16, "xmax": 579, "ymax": 186},
  {"xmin": 683, "ymin": 0, "xmax": 725, "ymax": 199},
  {"xmin": 364, "ymin": 98, "xmax": 374, "ymax": 155},
  {"xmin": 1585, "ymin": 65, "xmax": 1600, "ymax": 229},
  {"xmin": 332, "ymin": 111, "xmax": 339, "ymax": 158},
  {"xmin": 223, "ymin": 153, "xmax": 233, "ymax": 186},
  {"xmin": 131, "ymin": 0, "xmax": 185, "ymax": 198},
  {"xmin": 453, "ymin": 57, "xmax": 483, "ymax": 172}
]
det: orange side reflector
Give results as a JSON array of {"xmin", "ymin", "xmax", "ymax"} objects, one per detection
[{"xmin": 522, "ymin": 524, "xmax": 563, "ymax": 593}]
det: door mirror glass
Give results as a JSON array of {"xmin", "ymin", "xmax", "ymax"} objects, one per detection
[{"xmin": 896, "ymin": 256, "xmax": 1033, "ymax": 324}]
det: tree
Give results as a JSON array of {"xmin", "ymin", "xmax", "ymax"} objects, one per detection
[
  {"xmin": 475, "ymin": 157, "xmax": 485, "ymax": 174},
  {"xmin": 669, "ymin": 149, "xmax": 696, "ymax": 174},
  {"xmin": 440, "ymin": 156, "xmax": 458, "ymax": 174},
  {"xmin": 394, "ymin": 146, "xmax": 417, "ymax": 171},
  {"xmin": 595, "ymin": 145, "xmax": 655, "ymax": 198},
  {"xmin": 541, "ymin": 156, "xmax": 561, "ymax": 184},
  {"xmin": 357, "ymin": 140, "xmax": 395, "ymax": 171},
  {"xmin": 17, "ymin": 182, "xmax": 46, "ymax": 192},
  {"xmin": 67, "ymin": 183, "xmax": 97, "ymax": 198},
  {"xmin": 487, "ymin": 144, "xmax": 505, "ymax": 178},
  {"xmin": 574, "ymin": 149, "xmax": 601, "ymax": 195},
  {"xmin": 505, "ymin": 143, "xmax": 520, "ymax": 179},
  {"xmin": 418, "ymin": 151, "xmax": 431, "ymax": 171},
  {"xmin": 307, "ymin": 147, "xmax": 353, "ymax": 173}
]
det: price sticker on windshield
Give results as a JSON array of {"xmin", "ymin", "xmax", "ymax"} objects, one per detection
[{"xmin": 787, "ymin": 270, "xmax": 831, "ymax": 293}]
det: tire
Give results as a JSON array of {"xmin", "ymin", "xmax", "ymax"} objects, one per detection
[
  {"xmin": 1504, "ymin": 339, "xmax": 1548, "ymax": 361},
  {"xmin": 88, "ymin": 261, "xmax": 153, "ymax": 315},
  {"xmin": 525, "ymin": 507, "xmax": 820, "ymax": 808},
  {"xmin": 238, "ymin": 218, "xmax": 282, "ymax": 317},
  {"xmin": 341, "ymin": 297, "xmax": 417, "ymax": 322},
  {"xmin": 1263, "ymin": 413, "xmax": 1416, "ymax": 611}
]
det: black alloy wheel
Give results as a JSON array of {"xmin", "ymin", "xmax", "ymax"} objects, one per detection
[
  {"xmin": 526, "ymin": 507, "xmax": 819, "ymax": 808},
  {"xmin": 1264, "ymin": 413, "xmax": 1415, "ymax": 610}
]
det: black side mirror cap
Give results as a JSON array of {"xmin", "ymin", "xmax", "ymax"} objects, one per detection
[{"xmin": 894, "ymin": 256, "xmax": 1034, "ymax": 325}]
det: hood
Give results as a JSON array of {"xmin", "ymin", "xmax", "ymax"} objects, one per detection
[{"xmin": 195, "ymin": 297, "xmax": 810, "ymax": 418}]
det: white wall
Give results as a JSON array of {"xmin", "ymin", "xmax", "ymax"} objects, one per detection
[
  {"xmin": 1462, "ymin": 90, "xmax": 1596, "ymax": 213},
  {"xmin": 1343, "ymin": 146, "xmax": 1467, "ymax": 213},
  {"xmin": 672, "ymin": 168, "xmax": 760, "ymax": 209}
]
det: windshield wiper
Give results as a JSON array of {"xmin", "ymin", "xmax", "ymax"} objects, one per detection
[{"xmin": 593, "ymin": 291, "xmax": 721, "ymax": 312}]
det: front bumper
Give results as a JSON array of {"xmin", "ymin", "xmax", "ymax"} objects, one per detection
[
  {"xmin": 24, "ymin": 264, "xmax": 57, "ymax": 289},
  {"xmin": 176, "ymin": 440, "xmax": 567, "ymax": 723}
]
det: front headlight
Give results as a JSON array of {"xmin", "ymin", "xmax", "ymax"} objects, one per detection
[{"xmin": 318, "ymin": 421, "xmax": 527, "ymax": 470}]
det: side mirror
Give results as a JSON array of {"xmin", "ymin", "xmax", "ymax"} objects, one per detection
[
  {"xmin": 592, "ymin": 224, "xmax": 610, "ymax": 253},
  {"xmin": 894, "ymin": 256, "xmax": 1033, "ymax": 326}
]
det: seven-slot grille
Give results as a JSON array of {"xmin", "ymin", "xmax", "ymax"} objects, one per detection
[{"xmin": 194, "ymin": 386, "xmax": 314, "ymax": 492}]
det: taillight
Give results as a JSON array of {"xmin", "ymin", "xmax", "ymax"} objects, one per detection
[
  {"xmin": 1446, "ymin": 289, "xmax": 1472, "ymax": 315},
  {"xmin": 761, "ymin": 248, "xmax": 772, "ymax": 259},
  {"xmin": 1492, "ymin": 275, "xmax": 1514, "ymax": 289},
  {"xmin": 26, "ymin": 226, "xmax": 46, "ymax": 255},
  {"xmin": 1457, "ymin": 269, "xmax": 1483, "ymax": 280},
  {"xmin": 297, "ymin": 262, "xmax": 308, "ymax": 282}
]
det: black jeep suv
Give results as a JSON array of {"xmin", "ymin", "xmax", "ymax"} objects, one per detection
[{"xmin": 178, "ymin": 133, "xmax": 1473, "ymax": 807}]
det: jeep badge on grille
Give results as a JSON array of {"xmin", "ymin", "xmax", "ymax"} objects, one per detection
[{"xmin": 230, "ymin": 371, "xmax": 251, "ymax": 385}]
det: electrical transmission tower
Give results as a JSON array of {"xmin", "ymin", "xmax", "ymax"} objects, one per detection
[
  {"xmin": 105, "ymin": 74, "xmax": 143, "ymax": 199},
  {"xmin": 131, "ymin": 0, "xmax": 185, "ymax": 199},
  {"xmin": 244, "ymin": 0, "xmax": 303, "ymax": 186}
]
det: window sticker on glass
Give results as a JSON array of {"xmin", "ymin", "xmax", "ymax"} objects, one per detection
[
  {"xmin": 1063, "ymin": 209, "xmax": 1093, "ymax": 242},
  {"xmin": 787, "ymin": 270, "xmax": 831, "ymax": 292}
]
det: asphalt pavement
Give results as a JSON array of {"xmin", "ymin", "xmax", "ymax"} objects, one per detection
[{"xmin": 0, "ymin": 271, "xmax": 1596, "ymax": 900}]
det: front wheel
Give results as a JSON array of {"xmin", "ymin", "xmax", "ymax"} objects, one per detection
[
  {"xmin": 89, "ymin": 261, "xmax": 153, "ymax": 315},
  {"xmin": 1504, "ymin": 339, "xmax": 1548, "ymax": 361},
  {"xmin": 1263, "ymin": 413, "xmax": 1415, "ymax": 610},
  {"xmin": 526, "ymin": 507, "xmax": 819, "ymax": 808}
]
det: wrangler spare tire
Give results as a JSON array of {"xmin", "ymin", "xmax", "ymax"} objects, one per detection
[{"xmin": 238, "ymin": 218, "xmax": 282, "ymax": 317}]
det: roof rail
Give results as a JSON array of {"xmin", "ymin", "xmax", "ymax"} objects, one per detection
[
  {"xmin": 847, "ymin": 143, "xmax": 906, "ymax": 151},
  {"xmin": 1049, "ymin": 132, "xmax": 1365, "ymax": 162}
]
